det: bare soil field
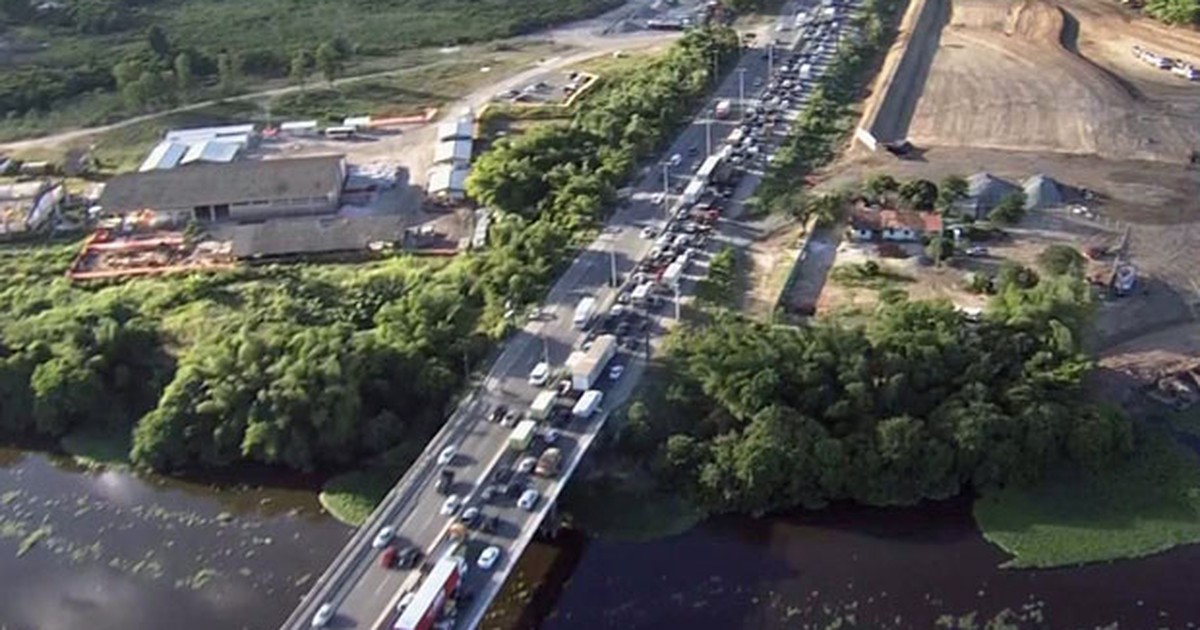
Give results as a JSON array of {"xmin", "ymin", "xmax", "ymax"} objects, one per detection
[{"xmin": 893, "ymin": 0, "xmax": 1200, "ymax": 162}]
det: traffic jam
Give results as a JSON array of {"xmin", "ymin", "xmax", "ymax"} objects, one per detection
[{"xmin": 334, "ymin": 3, "xmax": 862, "ymax": 629}]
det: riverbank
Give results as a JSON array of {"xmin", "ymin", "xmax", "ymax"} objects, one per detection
[{"xmin": 974, "ymin": 429, "xmax": 1200, "ymax": 569}]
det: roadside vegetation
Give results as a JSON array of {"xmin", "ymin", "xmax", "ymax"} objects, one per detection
[
  {"xmin": 752, "ymin": 0, "xmax": 902, "ymax": 216},
  {"xmin": 0, "ymin": 29, "xmax": 742, "ymax": 499},
  {"xmin": 974, "ymin": 430, "xmax": 1200, "ymax": 568},
  {"xmin": 0, "ymin": 0, "xmax": 621, "ymax": 140},
  {"xmin": 319, "ymin": 469, "xmax": 396, "ymax": 526},
  {"xmin": 624, "ymin": 272, "xmax": 1130, "ymax": 515}
]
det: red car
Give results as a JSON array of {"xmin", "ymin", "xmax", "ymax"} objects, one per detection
[{"xmin": 379, "ymin": 546, "xmax": 397, "ymax": 569}]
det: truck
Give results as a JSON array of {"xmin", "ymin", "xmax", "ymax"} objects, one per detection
[
  {"xmin": 392, "ymin": 556, "xmax": 464, "ymax": 630},
  {"xmin": 682, "ymin": 178, "xmax": 706, "ymax": 206},
  {"xmin": 573, "ymin": 296, "xmax": 597, "ymax": 329},
  {"xmin": 714, "ymin": 99, "xmax": 732, "ymax": 119},
  {"xmin": 535, "ymin": 447, "xmax": 563, "ymax": 477},
  {"xmin": 660, "ymin": 260, "xmax": 685, "ymax": 288},
  {"xmin": 631, "ymin": 282, "xmax": 654, "ymax": 304},
  {"xmin": 567, "ymin": 334, "xmax": 617, "ymax": 391},
  {"xmin": 529, "ymin": 390, "xmax": 558, "ymax": 421},
  {"xmin": 572, "ymin": 389, "xmax": 604, "ymax": 419},
  {"xmin": 798, "ymin": 63, "xmax": 812, "ymax": 80},
  {"xmin": 508, "ymin": 419, "xmax": 537, "ymax": 451}
]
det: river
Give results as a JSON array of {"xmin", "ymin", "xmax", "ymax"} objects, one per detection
[
  {"xmin": 0, "ymin": 447, "xmax": 350, "ymax": 630},
  {"xmin": 499, "ymin": 498, "xmax": 1200, "ymax": 629},
  {"xmin": 6, "ymin": 444, "xmax": 1200, "ymax": 630}
]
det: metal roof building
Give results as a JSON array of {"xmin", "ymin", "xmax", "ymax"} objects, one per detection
[
  {"xmin": 434, "ymin": 138, "xmax": 473, "ymax": 164},
  {"xmin": 99, "ymin": 155, "xmax": 346, "ymax": 223},
  {"xmin": 165, "ymin": 124, "xmax": 256, "ymax": 143},
  {"xmin": 427, "ymin": 164, "xmax": 469, "ymax": 200},
  {"xmin": 139, "ymin": 141, "xmax": 189, "ymax": 172},
  {"xmin": 437, "ymin": 116, "xmax": 474, "ymax": 141},
  {"xmin": 180, "ymin": 139, "xmax": 242, "ymax": 165}
]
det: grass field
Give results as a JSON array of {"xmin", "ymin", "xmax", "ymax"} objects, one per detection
[
  {"xmin": 318, "ymin": 468, "xmax": 395, "ymax": 527},
  {"xmin": 974, "ymin": 431, "xmax": 1200, "ymax": 568}
]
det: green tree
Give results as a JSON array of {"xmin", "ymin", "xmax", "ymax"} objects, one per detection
[
  {"xmin": 1145, "ymin": 0, "xmax": 1200, "ymax": 24},
  {"xmin": 804, "ymin": 192, "xmax": 846, "ymax": 227},
  {"xmin": 1037, "ymin": 244, "xmax": 1086, "ymax": 277},
  {"xmin": 217, "ymin": 52, "xmax": 237, "ymax": 96},
  {"xmin": 937, "ymin": 174, "xmax": 969, "ymax": 211},
  {"xmin": 173, "ymin": 52, "xmax": 194, "ymax": 99},
  {"xmin": 990, "ymin": 191, "xmax": 1027, "ymax": 224},
  {"xmin": 863, "ymin": 173, "xmax": 899, "ymax": 202},
  {"xmin": 925, "ymin": 235, "xmax": 953, "ymax": 263},
  {"xmin": 147, "ymin": 25, "xmax": 171, "ymax": 60},
  {"xmin": 290, "ymin": 49, "xmax": 313, "ymax": 90},
  {"xmin": 315, "ymin": 42, "xmax": 341, "ymax": 84},
  {"xmin": 898, "ymin": 179, "xmax": 938, "ymax": 210}
]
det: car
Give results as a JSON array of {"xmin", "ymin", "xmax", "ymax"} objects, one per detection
[
  {"xmin": 395, "ymin": 591, "xmax": 416, "ymax": 613},
  {"xmin": 688, "ymin": 144, "xmax": 699, "ymax": 156},
  {"xmin": 518, "ymin": 489, "xmax": 540, "ymax": 511},
  {"xmin": 640, "ymin": 226, "xmax": 656, "ymax": 239},
  {"xmin": 517, "ymin": 456, "xmax": 537, "ymax": 474},
  {"xmin": 609, "ymin": 365, "xmax": 625, "ymax": 380},
  {"xmin": 529, "ymin": 361, "xmax": 550, "ymax": 386},
  {"xmin": 437, "ymin": 469, "xmax": 454, "ymax": 494},
  {"xmin": 651, "ymin": 192, "xmax": 665, "ymax": 205},
  {"xmin": 379, "ymin": 546, "xmax": 398, "ymax": 568},
  {"xmin": 460, "ymin": 506, "xmax": 480, "ymax": 527},
  {"xmin": 397, "ymin": 546, "xmax": 420, "ymax": 569},
  {"xmin": 483, "ymin": 514, "xmax": 501, "ymax": 533},
  {"xmin": 477, "ymin": 545, "xmax": 501, "ymax": 570},
  {"xmin": 312, "ymin": 603, "xmax": 334, "ymax": 628},
  {"xmin": 668, "ymin": 153, "xmax": 682, "ymax": 167},
  {"xmin": 967, "ymin": 246, "xmax": 989, "ymax": 257},
  {"xmin": 489, "ymin": 404, "xmax": 507, "ymax": 423},
  {"xmin": 440, "ymin": 494, "xmax": 461, "ymax": 515},
  {"xmin": 372, "ymin": 525, "xmax": 395, "ymax": 549},
  {"xmin": 437, "ymin": 445, "xmax": 457, "ymax": 466},
  {"xmin": 501, "ymin": 409, "xmax": 520, "ymax": 427},
  {"xmin": 543, "ymin": 428, "xmax": 561, "ymax": 444}
]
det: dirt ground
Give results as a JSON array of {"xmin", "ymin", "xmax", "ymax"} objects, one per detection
[
  {"xmin": 899, "ymin": 0, "xmax": 1200, "ymax": 162},
  {"xmin": 741, "ymin": 220, "xmax": 807, "ymax": 318}
]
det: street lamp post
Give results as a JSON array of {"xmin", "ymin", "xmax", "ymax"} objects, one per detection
[
  {"xmin": 705, "ymin": 119, "xmax": 712, "ymax": 157},
  {"xmin": 736, "ymin": 67, "xmax": 747, "ymax": 112}
]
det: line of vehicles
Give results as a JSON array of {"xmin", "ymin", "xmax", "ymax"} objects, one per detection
[
  {"xmin": 308, "ymin": 8, "xmax": 864, "ymax": 628},
  {"xmin": 1131, "ymin": 44, "xmax": 1200, "ymax": 81}
]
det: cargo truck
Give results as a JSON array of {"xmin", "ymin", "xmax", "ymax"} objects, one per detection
[
  {"xmin": 529, "ymin": 391, "xmax": 557, "ymax": 421},
  {"xmin": 392, "ymin": 556, "xmax": 464, "ymax": 630},
  {"xmin": 508, "ymin": 419, "xmax": 537, "ymax": 451},
  {"xmin": 572, "ymin": 390, "xmax": 604, "ymax": 419},
  {"xmin": 535, "ymin": 448, "xmax": 563, "ymax": 477},
  {"xmin": 573, "ymin": 296, "xmax": 597, "ymax": 329},
  {"xmin": 568, "ymin": 334, "xmax": 616, "ymax": 391}
]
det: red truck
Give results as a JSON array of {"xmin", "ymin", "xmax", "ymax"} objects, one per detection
[{"xmin": 392, "ymin": 556, "xmax": 464, "ymax": 630}]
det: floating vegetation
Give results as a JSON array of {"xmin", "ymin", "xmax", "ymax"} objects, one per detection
[
  {"xmin": 17, "ymin": 524, "xmax": 52, "ymax": 557},
  {"xmin": 1, "ymin": 490, "xmax": 21, "ymax": 505}
]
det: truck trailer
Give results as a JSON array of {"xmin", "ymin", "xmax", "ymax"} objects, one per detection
[
  {"xmin": 572, "ymin": 390, "xmax": 604, "ymax": 419},
  {"xmin": 573, "ymin": 296, "xmax": 597, "ymax": 329},
  {"xmin": 529, "ymin": 391, "xmax": 558, "ymax": 420},
  {"xmin": 508, "ymin": 419, "xmax": 537, "ymax": 451},
  {"xmin": 392, "ymin": 556, "xmax": 464, "ymax": 630},
  {"xmin": 567, "ymin": 335, "xmax": 617, "ymax": 391}
]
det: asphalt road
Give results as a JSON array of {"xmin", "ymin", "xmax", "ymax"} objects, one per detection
[{"xmin": 283, "ymin": 2, "xmax": 854, "ymax": 627}]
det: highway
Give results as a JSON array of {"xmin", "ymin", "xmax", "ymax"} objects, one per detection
[{"xmin": 282, "ymin": 1, "xmax": 852, "ymax": 627}]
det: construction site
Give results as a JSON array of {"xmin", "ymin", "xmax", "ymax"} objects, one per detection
[{"xmin": 816, "ymin": 0, "xmax": 1200, "ymax": 407}]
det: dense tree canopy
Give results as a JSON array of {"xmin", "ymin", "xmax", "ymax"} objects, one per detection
[{"xmin": 628, "ymin": 281, "xmax": 1130, "ymax": 515}]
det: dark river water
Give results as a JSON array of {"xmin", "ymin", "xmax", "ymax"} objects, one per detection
[
  {"xmin": 6, "ymin": 444, "xmax": 1200, "ymax": 630},
  {"xmin": 0, "ymin": 447, "xmax": 351, "ymax": 630}
]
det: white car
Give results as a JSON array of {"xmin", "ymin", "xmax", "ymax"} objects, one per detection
[
  {"xmin": 371, "ymin": 525, "xmax": 395, "ymax": 549},
  {"xmin": 528, "ymin": 362, "xmax": 550, "ymax": 386},
  {"xmin": 609, "ymin": 365, "xmax": 625, "ymax": 381},
  {"xmin": 668, "ymin": 153, "xmax": 683, "ymax": 167},
  {"xmin": 543, "ymin": 428, "xmax": 561, "ymax": 444},
  {"xmin": 477, "ymin": 545, "xmax": 501, "ymax": 570},
  {"xmin": 437, "ymin": 445, "xmax": 457, "ymax": 466},
  {"xmin": 440, "ymin": 494, "xmax": 461, "ymax": 516},
  {"xmin": 517, "ymin": 456, "xmax": 537, "ymax": 474},
  {"xmin": 312, "ymin": 603, "xmax": 334, "ymax": 628},
  {"xmin": 395, "ymin": 591, "xmax": 415, "ymax": 613},
  {"xmin": 651, "ymin": 192, "xmax": 665, "ymax": 205},
  {"xmin": 518, "ymin": 489, "xmax": 540, "ymax": 511}
]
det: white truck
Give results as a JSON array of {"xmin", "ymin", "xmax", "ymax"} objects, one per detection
[
  {"xmin": 573, "ymin": 296, "xmax": 597, "ymax": 329},
  {"xmin": 508, "ymin": 419, "xmax": 537, "ymax": 451},
  {"xmin": 566, "ymin": 334, "xmax": 616, "ymax": 391},
  {"xmin": 572, "ymin": 390, "xmax": 604, "ymax": 419},
  {"xmin": 631, "ymin": 282, "xmax": 654, "ymax": 304},
  {"xmin": 660, "ymin": 260, "xmax": 685, "ymax": 288},
  {"xmin": 529, "ymin": 390, "xmax": 558, "ymax": 420}
]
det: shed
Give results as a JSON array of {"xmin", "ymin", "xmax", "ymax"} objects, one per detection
[
  {"xmin": 1023, "ymin": 174, "xmax": 1064, "ymax": 210},
  {"xmin": 434, "ymin": 138, "xmax": 473, "ymax": 164},
  {"xmin": 427, "ymin": 165, "xmax": 469, "ymax": 200},
  {"xmin": 437, "ymin": 116, "xmax": 474, "ymax": 141},
  {"xmin": 279, "ymin": 120, "xmax": 320, "ymax": 135},
  {"xmin": 180, "ymin": 139, "xmax": 242, "ymax": 165},
  {"xmin": 139, "ymin": 141, "xmax": 189, "ymax": 172}
]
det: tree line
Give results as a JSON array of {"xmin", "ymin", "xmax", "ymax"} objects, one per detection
[
  {"xmin": 621, "ymin": 278, "xmax": 1131, "ymax": 515},
  {"xmin": 0, "ymin": 27, "xmax": 742, "ymax": 474}
]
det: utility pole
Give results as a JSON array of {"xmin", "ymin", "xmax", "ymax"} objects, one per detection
[
  {"xmin": 674, "ymin": 283, "xmax": 681, "ymax": 321},
  {"xmin": 541, "ymin": 337, "xmax": 550, "ymax": 366},
  {"xmin": 661, "ymin": 163, "xmax": 670, "ymax": 196},
  {"xmin": 736, "ymin": 67, "xmax": 747, "ymax": 112},
  {"xmin": 767, "ymin": 43, "xmax": 774, "ymax": 76},
  {"xmin": 609, "ymin": 243, "xmax": 619, "ymax": 287},
  {"xmin": 705, "ymin": 119, "xmax": 712, "ymax": 157}
]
